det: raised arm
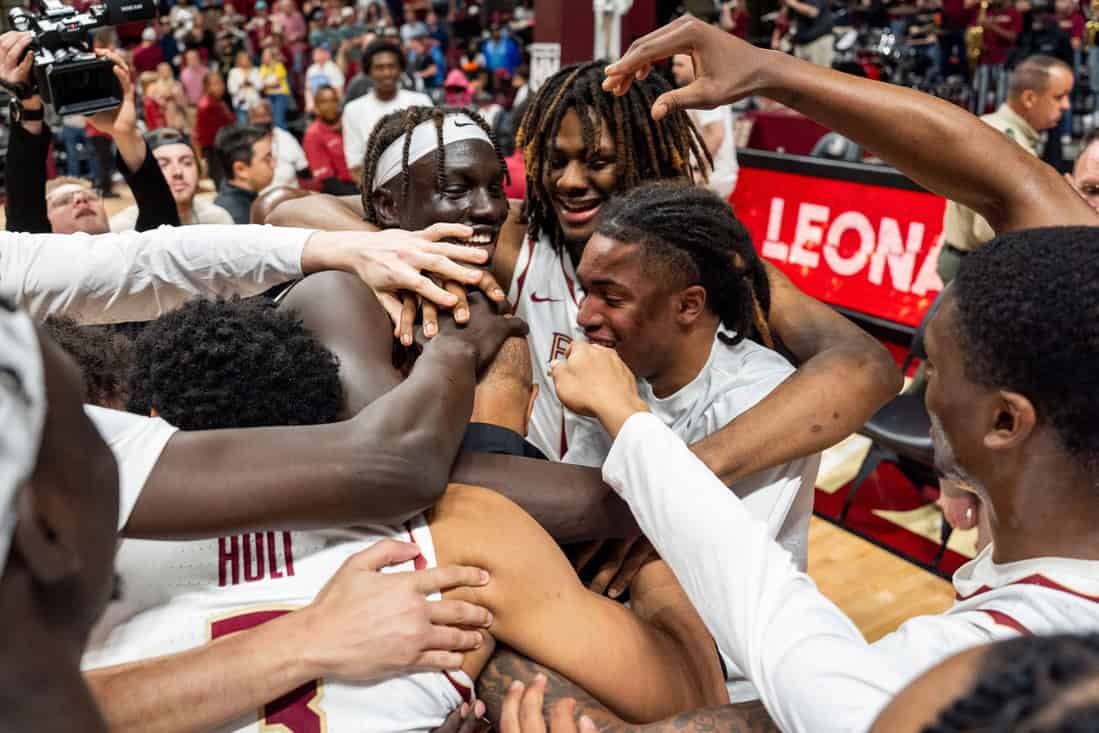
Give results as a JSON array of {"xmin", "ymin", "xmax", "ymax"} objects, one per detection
[
  {"xmin": 691, "ymin": 263, "xmax": 901, "ymax": 484},
  {"xmin": 606, "ymin": 16, "xmax": 1098, "ymax": 232},
  {"xmin": 265, "ymin": 191, "xmax": 371, "ymax": 230}
]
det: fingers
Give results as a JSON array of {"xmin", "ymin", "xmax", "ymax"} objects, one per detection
[
  {"xmin": 651, "ymin": 83, "xmax": 711, "ymax": 121},
  {"xmin": 377, "ymin": 292, "xmax": 403, "ymax": 336},
  {"xmin": 499, "ymin": 681, "xmax": 526, "ymax": 733},
  {"xmin": 572, "ymin": 540, "xmax": 604, "ymax": 573},
  {"xmin": 409, "ymin": 252, "xmax": 487, "ymax": 290},
  {"xmin": 588, "ymin": 536, "xmax": 637, "ymax": 596},
  {"xmin": 608, "ymin": 540, "xmax": 655, "ymax": 599},
  {"xmin": 421, "ymin": 239, "xmax": 491, "ymax": 266},
  {"xmin": 446, "ymin": 281, "xmax": 469, "ymax": 324},
  {"xmin": 604, "ymin": 15, "xmax": 696, "ymax": 85},
  {"xmin": 411, "ymin": 564, "xmax": 491, "ymax": 595},
  {"xmin": 414, "ymin": 649, "xmax": 466, "ymax": 672},
  {"xmin": 429, "ymin": 599, "xmax": 494, "ymax": 629},
  {"xmin": 519, "ymin": 675, "xmax": 549, "ymax": 732},
  {"xmin": 422, "ymin": 298, "xmax": 440, "ymax": 338},
  {"xmin": 355, "ymin": 538, "xmax": 422, "ymax": 571},
  {"xmin": 468, "ymin": 269, "xmax": 507, "ymax": 303},
  {"xmin": 415, "ymin": 222, "xmax": 475, "ymax": 244},
  {"xmin": 424, "ymin": 625, "xmax": 487, "ymax": 654},
  {"xmin": 399, "ymin": 292, "xmax": 418, "ymax": 347},
  {"xmin": 549, "ymin": 699, "xmax": 580, "ymax": 733},
  {"xmin": 578, "ymin": 715, "xmax": 598, "ymax": 733}
]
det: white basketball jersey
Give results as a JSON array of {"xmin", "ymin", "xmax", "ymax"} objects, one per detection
[
  {"xmin": 84, "ymin": 516, "xmax": 474, "ymax": 733},
  {"xmin": 508, "ymin": 234, "xmax": 588, "ymax": 461}
]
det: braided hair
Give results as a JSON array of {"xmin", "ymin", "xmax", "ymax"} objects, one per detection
[
  {"xmin": 924, "ymin": 633, "xmax": 1099, "ymax": 732},
  {"xmin": 593, "ymin": 182, "xmax": 771, "ymax": 347},
  {"xmin": 360, "ymin": 105, "xmax": 507, "ymax": 226},
  {"xmin": 516, "ymin": 61, "xmax": 711, "ymax": 252}
]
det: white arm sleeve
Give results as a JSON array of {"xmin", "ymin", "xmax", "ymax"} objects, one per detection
[
  {"xmin": 344, "ymin": 117, "xmax": 365, "ymax": 171},
  {"xmin": 0, "ymin": 225, "xmax": 314, "ymax": 324},
  {"xmin": 602, "ymin": 412, "xmax": 907, "ymax": 733}
]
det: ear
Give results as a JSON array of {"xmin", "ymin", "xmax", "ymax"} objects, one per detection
[
  {"xmin": 371, "ymin": 186, "xmax": 402, "ymax": 228},
  {"xmin": 523, "ymin": 382, "xmax": 539, "ymax": 438},
  {"xmin": 231, "ymin": 159, "xmax": 250, "ymax": 181},
  {"xmin": 675, "ymin": 285, "xmax": 708, "ymax": 326},
  {"xmin": 983, "ymin": 390, "xmax": 1037, "ymax": 452},
  {"xmin": 1019, "ymin": 89, "xmax": 1038, "ymax": 109},
  {"xmin": 11, "ymin": 485, "xmax": 81, "ymax": 585}
]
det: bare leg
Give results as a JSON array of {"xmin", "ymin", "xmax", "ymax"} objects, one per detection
[{"xmin": 429, "ymin": 484, "xmax": 728, "ymax": 723}]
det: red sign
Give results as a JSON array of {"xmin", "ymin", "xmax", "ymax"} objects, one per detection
[{"xmin": 732, "ymin": 167, "xmax": 946, "ymax": 328}]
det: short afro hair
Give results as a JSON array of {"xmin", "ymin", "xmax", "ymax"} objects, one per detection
[
  {"xmin": 951, "ymin": 226, "xmax": 1099, "ymax": 473},
  {"xmin": 127, "ymin": 298, "xmax": 343, "ymax": 430},
  {"xmin": 43, "ymin": 316, "xmax": 133, "ymax": 408},
  {"xmin": 362, "ymin": 39, "xmax": 406, "ymax": 74}
]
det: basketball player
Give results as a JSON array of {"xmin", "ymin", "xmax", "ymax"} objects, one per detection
[
  {"xmin": 0, "ymin": 301, "xmax": 121, "ymax": 732},
  {"xmin": 84, "ymin": 296, "xmax": 728, "ymax": 732},
  {"xmin": 265, "ymin": 71, "xmax": 901, "ymax": 482},
  {"xmin": 548, "ymin": 226, "xmax": 1099, "ymax": 733}
]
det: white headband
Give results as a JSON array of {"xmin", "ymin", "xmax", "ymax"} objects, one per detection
[
  {"xmin": 371, "ymin": 113, "xmax": 494, "ymax": 192},
  {"xmin": 0, "ymin": 304, "xmax": 46, "ymax": 574}
]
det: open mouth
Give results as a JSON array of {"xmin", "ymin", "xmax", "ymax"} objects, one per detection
[
  {"xmin": 587, "ymin": 336, "xmax": 616, "ymax": 349},
  {"xmin": 555, "ymin": 198, "xmax": 602, "ymax": 226}
]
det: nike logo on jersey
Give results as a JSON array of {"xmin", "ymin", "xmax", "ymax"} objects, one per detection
[
  {"xmin": 531, "ymin": 292, "xmax": 562, "ymax": 303},
  {"xmin": 453, "ymin": 119, "xmax": 477, "ymax": 127}
]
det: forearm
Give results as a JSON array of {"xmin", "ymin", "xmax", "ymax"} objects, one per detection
[
  {"xmin": 0, "ymin": 225, "xmax": 311, "ymax": 324},
  {"xmin": 5, "ymin": 111, "xmax": 52, "ymax": 234},
  {"xmin": 267, "ymin": 192, "xmax": 370, "ymax": 229},
  {"xmin": 113, "ymin": 129, "xmax": 148, "ymax": 177},
  {"xmin": 86, "ymin": 611, "xmax": 315, "ymax": 733},
  {"xmin": 121, "ymin": 142, "xmax": 182, "ymax": 231},
  {"xmin": 449, "ymin": 452, "xmax": 638, "ymax": 542},
  {"xmin": 752, "ymin": 51, "xmax": 1093, "ymax": 230}
]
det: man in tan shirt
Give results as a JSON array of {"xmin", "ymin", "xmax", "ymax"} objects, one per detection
[{"xmin": 939, "ymin": 54, "xmax": 1073, "ymax": 282}]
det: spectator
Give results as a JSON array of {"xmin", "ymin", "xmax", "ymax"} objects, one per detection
[
  {"xmin": 1014, "ymin": 0, "xmax": 1073, "ymax": 66},
  {"xmin": 247, "ymin": 1, "xmax": 273, "ymax": 52},
  {"xmin": 482, "ymin": 24, "xmax": 521, "ymax": 77},
  {"xmin": 112, "ymin": 129, "xmax": 236, "ymax": 229},
  {"xmin": 194, "ymin": 70, "xmax": 236, "ymax": 185},
  {"xmin": 408, "ymin": 30, "xmax": 445, "ymax": 90},
  {"xmin": 170, "ymin": 0, "xmax": 199, "ymax": 36},
  {"xmin": 400, "ymin": 6, "xmax": 428, "ymax": 43},
  {"xmin": 140, "ymin": 71, "xmax": 166, "ymax": 130},
  {"xmin": 443, "ymin": 68, "xmax": 472, "ymax": 106},
  {"xmin": 1056, "ymin": 0, "xmax": 1085, "ymax": 49},
  {"xmin": 784, "ymin": 0, "xmax": 835, "ymax": 68},
  {"xmin": 155, "ymin": 62, "xmax": 190, "ymax": 132},
  {"xmin": 60, "ymin": 114, "xmax": 96, "ymax": 181},
  {"xmin": 249, "ymin": 99, "xmax": 309, "ymax": 188},
  {"xmin": 157, "ymin": 15, "xmax": 181, "ymax": 69},
  {"xmin": 512, "ymin": 63, "xmax": 530, "ymax": 109},
  {"xmin": 273, "ymin": 0, "xmax": 309, "ymax": 72},
  {"xmin": 214, "ymin": 14, "xmax": 251, "ymax": 72},
  {"xmin": 974, "ymin": 0, "xmax": 1023, "ymax": 113},
  {"xmin": 303, "ymin": 85, "xmax": 359, "ymax": 194},
  {"xmin": 184, "ymin": 11, "xmax": 218, "ymax": 62},
  {"xmin": 342, "ymin": 40, "xmax": 432, "ymax": 182},
  {"xmin": 213, "ymin": 123, "xmax": 276, "ymax": 223},
  {"xmin": 179, "ymin": 48, "xmax": 207, "ymax": 105},
  {"xmin": 426, "ymin": 10, "xmax": 449, "ymax": 52},
  {"xmin": 133, "ymin": 26, "xmax": 164, "ymax": 74},
  {"xmin": 227, "ymin": 50, "xmax": 263, "ymax": 121},
  {"xmin": 305, "ymin": 45, "xmax": 346, "ymax": 110},
  {"xmin": 259, "ymin": 46, "xmax": 292, "ymax": 130}
]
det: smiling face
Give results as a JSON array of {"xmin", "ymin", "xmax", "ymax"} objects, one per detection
[
  {"xmin": 544, "ymin": 108, "xmax": 622, "ymax": 251},
  {"xmin": 375, "ymin": 138, "xmax": 507, "ymax": 265},
  {"xmin": 46, "ymin": 184, "xmax": 110, "ymax": 235},
  {"xmin": 575, "ymin": 234, "xmax": 684, "ymax": 380},
  {"xmin": 154, "ymin": 142, "xmax": 200, "ymax": 208},
  {"xmin": 368, "ymin": 50, "xmax": 402, "ymax": 99}
]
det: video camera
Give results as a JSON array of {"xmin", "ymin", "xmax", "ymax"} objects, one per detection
[{"xmin": 8, "ymin": 0, "xmax": 157, "ymax": 116}]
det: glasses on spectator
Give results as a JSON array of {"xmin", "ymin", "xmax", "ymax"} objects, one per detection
[{"xmin": 47, "ymin": 188, "xmax": 102, "ymax": 209}]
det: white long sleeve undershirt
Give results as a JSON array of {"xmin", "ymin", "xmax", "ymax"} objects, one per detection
[
  {"xmin": 0, "ymin": 225, "xmax": 315, "ymax": 324},
  {"xmin": 602, "ymin": 412, "xmax": 905, "ymax": 733}
]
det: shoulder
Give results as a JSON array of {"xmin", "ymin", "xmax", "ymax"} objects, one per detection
[
  {"xmin": 706, "ymin": 336, "xmax": 797, "ymax": 413},
  {"xmin": 196, "ymin": 200, "xmax": 237, "ymax": 225}
]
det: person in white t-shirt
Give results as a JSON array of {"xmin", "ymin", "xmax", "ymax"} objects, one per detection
[
  {"xmin": 249, "ymin": 100, "xmax": 309, "ymax": 189},
  {"xmin": 343, "ymin": 40, "xmax": 433, "ymax": 184},
  {"xmin": 671, "ymin": 54, "xmax": 738, "ymax": 200},
  {"xmin": 547, "ymin": 226, "xmax": 1099, "ymax": 733}
]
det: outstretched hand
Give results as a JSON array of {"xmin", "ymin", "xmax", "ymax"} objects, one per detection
[
  {"xmin": 0, "ymin": 31, "xmax": 35, "ymax": 92},
  {"xmin": 603, "ymin": 15, "xmax": 766, "ymax": 120},
  {"xmin": 432, "ymin": 291, "xmax": 528, "ymax": 373},
  {"xmin": 88, "ymin": 49, "xmax": 137, "ymax": 137}
]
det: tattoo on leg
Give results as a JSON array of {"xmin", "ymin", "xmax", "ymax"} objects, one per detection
[{"xmin": 478, "ymin": 647, "xmax": 780, "ymax": 732}]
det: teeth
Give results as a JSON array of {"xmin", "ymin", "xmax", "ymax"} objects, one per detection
[{"xmin": 468, "ymin": 234, "xmax": 492, "ymax": 244}]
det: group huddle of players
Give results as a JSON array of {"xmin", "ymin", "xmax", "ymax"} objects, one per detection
[{"xmin": 8, "ymin": 15, "xmax": 1099, "ymax": 733}]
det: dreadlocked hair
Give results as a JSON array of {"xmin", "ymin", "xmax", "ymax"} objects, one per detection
[
  {"xmin": 594, "ymin": 182, "xmax": 770, "ymax": 347},
  {"xmin": 360, "ymin": 105, "xmax": 507, "ymax": 225},
  {"xmin": 923, "ymin": 633, "xmax": 1099, "ymax": 733},
  {"xmin": 516, "ymin": 61, "xmax": 711, "ymax": 251}
]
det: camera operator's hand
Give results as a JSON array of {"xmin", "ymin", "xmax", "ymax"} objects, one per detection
[
  {"xmin": 0, "ymin": 32, "xmax": 34, "ymax": 91},
  {"xmin": 88, "ymin": 48, "xmax": 146, "ymax": 174}
]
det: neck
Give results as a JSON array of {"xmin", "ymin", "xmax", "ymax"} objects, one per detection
[
  {"xmin": 646, "ymin": 315, "xmax": 720, "ymax": 399},
  {"xmin": 375, "ymin": 87, "xmax": 398, "ymax": 102},
  {"xmin": 228, "ymin": 178, "xmax": 255, "ymax": 192},
  {"xmin": 177, "ymin": 198, "xmax": 194, "ymax": 221},
  {"xmin": 0, "ymin": 572, "xmax": 107, "ymax": 733},
  {"xmin": 1005, "ymin": 98, "xmax": 1038, "ymax": 130},
  {"xmin": 986, "ymin": 437, "xmax": 1099, "ymax": 563}
]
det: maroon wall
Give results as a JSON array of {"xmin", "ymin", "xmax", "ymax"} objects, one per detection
[{"xmin": 535, "ymin": 0, "xmax": 656, "ymax": 66}]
